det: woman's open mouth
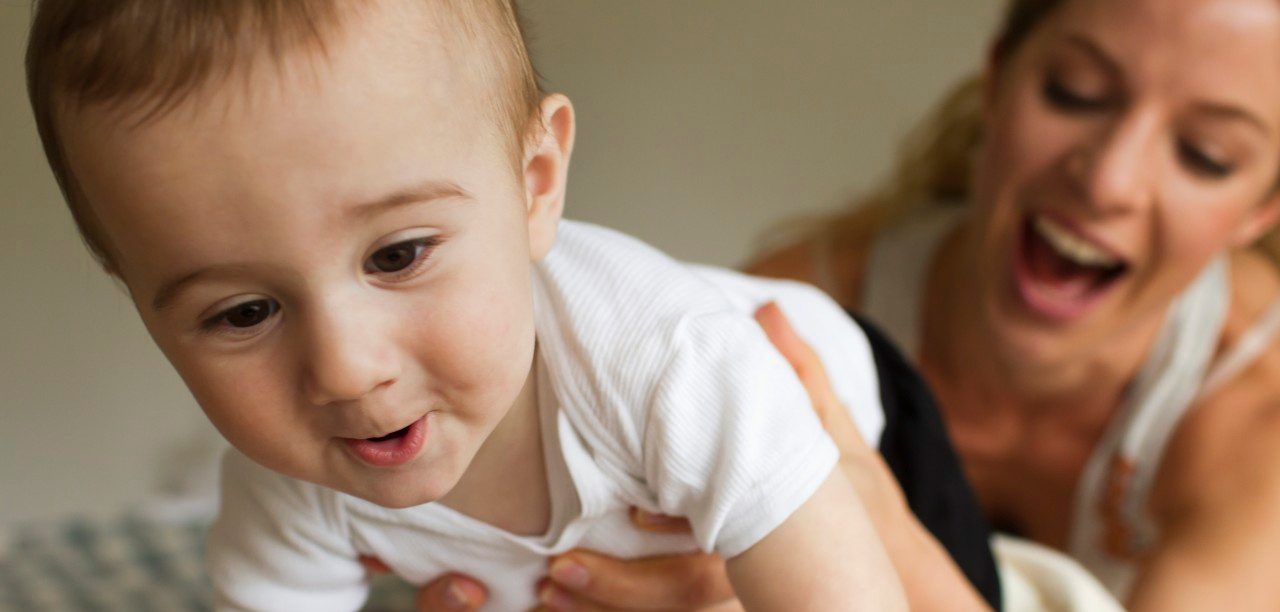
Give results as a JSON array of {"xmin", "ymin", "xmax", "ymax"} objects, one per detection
[
  {"xmin": 343, "ymin": 415, "xmax": 428, "ymax": 468},
  {"xmin": 1013, "ymin": 213, "xmax": 1130, "ymax": 322}
]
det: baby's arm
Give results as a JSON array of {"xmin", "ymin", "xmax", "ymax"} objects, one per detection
[
  {"xmin": 727, "ymin": 466, "xmax": 905, "ymax": 610},
  {"xmin": 208, "ymin": 450, "xmax": 369, "ymax": 611},
  {"xmin": 633, "ymin": 305, "xmax": 904, "ymax": 611}
]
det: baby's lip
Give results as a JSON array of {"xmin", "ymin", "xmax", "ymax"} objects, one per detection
[
  {"xmin": 344, "ymin": 414, "xmax": 427, "ymax": 441},
  {"xmin": 343, "ymin": 415, "xmax": 428, "ymax": 468}
]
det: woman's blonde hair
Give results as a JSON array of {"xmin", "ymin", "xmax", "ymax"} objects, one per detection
[{"xmin": 819, "ymin": 0, "xmax": 1280, "ymax": 261}]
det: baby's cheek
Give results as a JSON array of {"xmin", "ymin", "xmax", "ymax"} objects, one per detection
[
  {"xmin": 178, "ymin": 353, "xmax": 309, "ymax": 469},
  {"xmin": 417, "ymin": 278, "xmax": 535, "ymax": 401}
]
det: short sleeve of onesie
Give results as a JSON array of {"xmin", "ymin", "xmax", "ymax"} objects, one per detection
[
  {"xmin": 640, "ymin": 310, "xmax": 840, "ymax": 558},
  {"xmin": 531, "ymin": 221, "xmax": 847, "ymax": 561}
]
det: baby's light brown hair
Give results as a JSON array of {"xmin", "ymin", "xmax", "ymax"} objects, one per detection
[{"xmin": 26, "ymin": 0, "xmax": 544, "ymax": 271}]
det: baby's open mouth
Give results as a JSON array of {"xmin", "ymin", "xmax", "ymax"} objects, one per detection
[
  {"xmin": 344, "ymin": 416, "xmax": 428, "ymax": 468},
  {"xmin": 366, "ymin": 425, "xmax": 411, "ymax": 442}
]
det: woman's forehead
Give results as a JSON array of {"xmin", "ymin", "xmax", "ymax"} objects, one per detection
[
  {"xmin": 1026, "ymin": 0, "xmax": 1280, "ymax": 124},
  {"xmin": 1043, "ymin": 0, "xmax": 1280, "ymax": 60}
]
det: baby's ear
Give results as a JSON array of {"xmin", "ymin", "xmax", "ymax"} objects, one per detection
[{"xmin": 523, "ymin": 94, "xmax": 575, "ymax": 261}]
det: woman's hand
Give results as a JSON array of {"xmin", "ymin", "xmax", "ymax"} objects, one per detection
[
  {"xmin": 754, "ymin": 303, "xmax": 988, "ymax": 612},
  {"xmin": 411, "ymin": 573, "xmax": 488, "ymax": 611},
  {"xmin": 531, "ymin": 509, "xmax": 741, "ymax": 611},
  {"xmin": 527, "ymin": 303, "xmax": 907, "ymax": 611},
  {"xmin": 357, "ymin": 556, "xmax": 489, "ymax": 611},
  {"xmin": 402, "ymin": 514, "xmax": 739, "ymax": 611},
  {"xmin": 753, "ymin": 302, "xmax": 911, "ymax": 533}
]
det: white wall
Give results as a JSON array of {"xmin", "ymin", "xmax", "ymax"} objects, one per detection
[{"xmin": 0, "ymin": 1, "xmax": 1001, "ymax": 527}]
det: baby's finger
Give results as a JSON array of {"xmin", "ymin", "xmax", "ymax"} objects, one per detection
[
  {"xmin": 545, "ymin": 550, "xmax": 735, "ymax": 610},
  {"xmin": 629, "ymin": 507, "xmax": 693, "ymax": 534},
  {"xmin": 414, "ymin": 573, "xmax": 488, "ymax": 611}
]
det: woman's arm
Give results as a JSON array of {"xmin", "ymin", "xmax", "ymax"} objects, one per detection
[
  {"xmin": 1126, "ymin": 251, "xmax": 1280, "ymax": 609},
  {"xmin": 1127, "ymin": 404, "xmax": 1280, "ymax": 610},
  {"xmin": 754, "ymin": 303, "xmax": 989, "ymax": 612}
]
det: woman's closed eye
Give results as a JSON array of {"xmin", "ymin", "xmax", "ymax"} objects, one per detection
[
  {"xmin": 1042, "ymin": 76, "xmax": 1111, "ymax": 113},
  {"xmin": 1176, "ymin": 139, "xmax": 1235, "ymax": 179},
  {"xmin": 363, "ymin": 236, "xmax": 440, "ymax": 281}
]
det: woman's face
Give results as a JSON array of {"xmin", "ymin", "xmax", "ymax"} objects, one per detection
[{"xmin": 970, "ymin": 0, "xmax": 1280, "ymax": 366}]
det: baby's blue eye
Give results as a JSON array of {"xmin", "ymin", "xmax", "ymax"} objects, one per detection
[
  {"xmin": 218, "ymin": 299, "xmax": 279, "ymax": 329},
  {"xmin": 364, "ymin": 237, "xmax": 437, "ymax": 275}
]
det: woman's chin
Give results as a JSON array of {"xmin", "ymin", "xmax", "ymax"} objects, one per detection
[{"xmin": 982, "ymin": 295, "xmax": 1091, "ymax": 373}]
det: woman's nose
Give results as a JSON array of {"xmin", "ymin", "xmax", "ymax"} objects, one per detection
[
  {"xmin": 300, "ymin": 303, "xmax": 400, "ymax": 407},
  {"xmin": 1066, "ymin": 113, "xmax": 1159, "ymax": 215}
]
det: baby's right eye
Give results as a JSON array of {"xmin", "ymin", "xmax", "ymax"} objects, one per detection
[{"xmin": 204, "ymin": 298, "xmax": 280, "ymax": 332}]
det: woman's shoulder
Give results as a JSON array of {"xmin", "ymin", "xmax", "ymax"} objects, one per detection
[
  {"xmin": 1152, "ymin": 249, "xmax": 1280, "ymax": 518},
  {"xmin": 741, "ymin": 207, "xmax": 886, "ymax": 309},
  {"xmin": 1211, "ymin": 249, "xmax": 1280, "ymax": 403}
]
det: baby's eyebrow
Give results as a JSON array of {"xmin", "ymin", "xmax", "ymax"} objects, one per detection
[
  {"xmin": 151, "ymin": 264, "xmax": 255, "ymax": 313},
  {"xmin": 346, "ymin": 180, "xmax": 473, "ymax": 221},
  {"xmin": 150, "ymin": 180, "xmax": 472, "ymax": 313}
]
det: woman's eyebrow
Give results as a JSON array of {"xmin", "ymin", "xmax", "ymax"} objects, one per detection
[
  {"xmin": 1060, "ymin": 34, "xmax": 1271, "ymax": 138},
  {"xmin": 345, "ymin": 180, "xmax": 474, "ymax": 221},
  {"xmin": 1060, "ymin": 34, "xmax": 1122, "ymax": 80},
  {"xmin": 1191, "ymin": 101, "xmax": 1272, "ymax": 138}
]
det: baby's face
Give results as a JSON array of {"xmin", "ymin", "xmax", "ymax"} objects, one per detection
[{"xmin": 58, "ymin": 3, "xmax": 559, "ymax": 507}]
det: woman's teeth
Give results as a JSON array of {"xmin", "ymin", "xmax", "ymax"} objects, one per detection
[{"xmin": 1032, "ymin": 216, "xmax": 1121, "ymax": 269}]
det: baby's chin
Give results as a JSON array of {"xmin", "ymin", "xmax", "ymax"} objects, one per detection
[{"xmin": 328, "ymin": 467, "xmax": 459, "ymax": 509}]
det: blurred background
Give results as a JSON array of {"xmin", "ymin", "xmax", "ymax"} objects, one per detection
[{"xmin": 0, "ymin": 0, "xmax": 1001, "ymax": 530}]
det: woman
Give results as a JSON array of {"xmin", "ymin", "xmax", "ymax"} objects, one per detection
[
  {"xmin": 416, "ymin": 0, "xmax": 1280, "ymax": 608},
  {"xmin": 783, "ymin": 0, "xmax": 1280, "ymax": 607}
]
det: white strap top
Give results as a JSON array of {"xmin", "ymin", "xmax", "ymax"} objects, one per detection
[{"xmin": 856, "ymin": 206, "xmax": 1278, "ymax": 599}]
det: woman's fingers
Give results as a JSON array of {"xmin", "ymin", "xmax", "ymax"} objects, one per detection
[
  {"xmin": 358, "ymin": 555, "xmax": 392, "ymax": 574},
  {"xmin": 535, "ymin": 579, "xmax": 746, "ymax": 612},
  {"xmin": 537, "ymin": 578, "xmax": 626, "ymax": 612},
  {"xmin": 413, "ymin": 573, "xmax": 488, "ymax": 611},
  {"xmin": 753, "ymin": 303, "xmax": 840, "ymax": 421},
  {"xmin": 542, "ymin": 550, "xmax": 736, "ymax": 610},
  {"xmin": 753, "ymin": 302, "xmax": 869, "ymax": 458},
  {"xmin": 629, "ymin": 507, "xmax": 693, "ymax": 534}
]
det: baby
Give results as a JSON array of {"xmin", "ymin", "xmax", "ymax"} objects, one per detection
[{"xmin": 26, "ymin": 0, "xmax": 904, "ymax": 609}]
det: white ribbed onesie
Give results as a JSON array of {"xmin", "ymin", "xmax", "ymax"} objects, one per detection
[{"xmin": 208, "ymin": 220, "xmax": 886, "ymax": 611}]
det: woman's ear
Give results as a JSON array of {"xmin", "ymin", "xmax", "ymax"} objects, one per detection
[
  {"xmin": 523, "ymin": 94, "xmax": 575, "ymax": 262},
  {"xmin": 1233, "ymin": 190, "xmax": 1280, "ymax": 247}
]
